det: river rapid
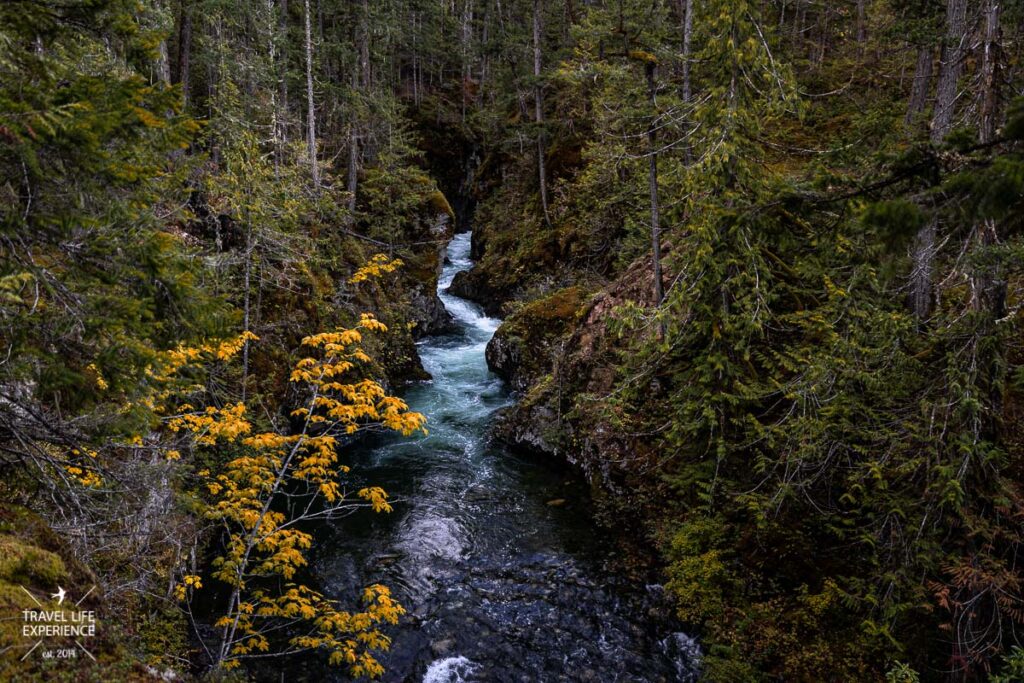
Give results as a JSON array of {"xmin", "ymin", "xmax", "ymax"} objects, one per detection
[{"xmin": 298, "ymin": 232, "xmax": 699, "ymax": 682}]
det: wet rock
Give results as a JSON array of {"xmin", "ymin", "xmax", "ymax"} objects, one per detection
[
  {"xmin": 485, "ymin": 286, "xmax": 586, "ymax": 392},
  {"xmin": 492, "ymin": 402, "xmax": 562, "ymax": 458},
  {"xmin": 408, "ymin": 287, "xmax": 457, "ymax": 339},
  {"xmin": 485, "ymin": 287, "xmax": 599, "ymax": 460},
  {"xmin": 406, "ymin": 211, "xmax": 458, "ymax": 339},
  {"xmin": 448, "ymin": 268, "xmax": 504, "ymax": 316},
  {"xmin": 484, "ymin": 329, "xmax": 525, "ymax": 389},
  {"xmin": 469, "ymin": 228, "xmax": 485, "ymax": 259},
  {"xmin": 372, "ymin": 552, "xmax": 402, "ymax": 567},
  {"xmin": 430, "ymin": 638, "xmax": 456, "ymax": 656},
  {"xmin": 378, "ymin": 325, "xmax": 432, "ymax": 384},
  {"xmin": 491, "ymin": 247, "xmax": 678, "ymax": 493}
]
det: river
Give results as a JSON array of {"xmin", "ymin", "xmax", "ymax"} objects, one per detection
[{"xmin": 301, "ymin": 232, "xmax": 699, "ymax": 682}]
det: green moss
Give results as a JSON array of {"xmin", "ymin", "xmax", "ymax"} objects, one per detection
[
  {"xmin": 427, "ymin": 190, "xmax": 455, "ymax": 218},
  {"xmin": 627, "ymin": 49, "xmax": 658, "ymax": 64},
  {"xmin": 0, "ymin": 535, "xmax": 67, "ymax": 587},
  {"xmin": 404, "ymin": 247, "xmax": 441, "ymax": 284},
  {"xmin": 530, "ymin": 286, "xmax": 585, "ymax": 320},
  {"xmin": 490, "ymin": 287, "xmax": 590, "ymax": 393},
  {"xmin": 0, "ymin": 535, "xmax": 71, "ymax": 679},
  {"xmin": 522, "ymin": 373, "xmax": 554, "ymax": 407},
  {"xmin": 504, "ymin": 286, "xmax": 586, "ymax": 337}
]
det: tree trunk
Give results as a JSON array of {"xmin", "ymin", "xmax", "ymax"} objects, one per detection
[
  {"xmin": 978, "ymin": 0, "xmax": 1001, "ymax": 145},
  {"xmin": 972, "ymin": 0, "xmax": 1004, "ymax": 321},
  {"xmin": 347, "ymin": 123, "xmax": 358, "ymax": 213},
  {"xmin": 856, "ymin": 0, "xmax": 867, "ymax": 43},
  {"xmin": 277, "ymin": 0, "xmax": 289, "ymax": 145},
  {"xmin": 479, "ymin": 2, "xmax": 490, "ymax": 106},
  {"xmin": 970, "ymin": 217, "xmax": 1005, "ymax": 314},
  {"xmin": 790, "ymin": 0, "xmax": 804, "ymax": 47},
  {"xmin": 412, "ymin": 11, "xmax": 420, "ymax": 104},
  {"xmin": 359, "ymin": 0, "xmax": 370, "ymax": 89},
  {"xmin": 905, "ymin": 46, "xmax": 933, "ymax": 128},
  {"xmin": 347, "ymin": 0, "xmax": 369, "ymax": 213},
  {"xmin": 303, "ymin": 0, "xmax": 320, "ymax": 190},
  {"xmin": 679, "ymin": 0, "xmax": 693, "ymax": 164},
  {"xmin": 646, "ymin": 62, "xmax": 664, "ymax": 316},
  {"xmin": 317, "ymin": 0, "xmax": 324, "ymax": 45},
  {"xmin": 814, "ymin": 5, "xmax": 830, "ymax": 66},
  {"xmin": 156, "ymin": 39, "xmax": 172, "ymax": 85},
  {"xmin": 931, "ymin": 0, "xmax": 968, "ymax": 144},
  {"xmin": 906, "ymin": 46, "xmax": 935, "ymax": 319},
  {"xmin": 909, "ymin": 0, "xmax": 968, "ymax": 320},
  {"xmin": 174, "ymin": 0, "xmax": 193, "ymax": 106},
  {"xmin": 266, "ymin": 0, "xmax": 280, "ymax": 173},
  {"xmin": 460, "ymin": 1, "xmax": 473, "ymax": 122},
  {"xmin": 533, "ymin": 0, "xmax": 551, "ymax": 226},
  {"xmin": 209, "ymin": 17, "xmax": 222, "ymax": 147},
  {"xmin": 679, "ymin": 0, "xmax": 693, "ymax": 105},
  {"xmin": 910, "ymin": 219, "xmax": 936, "ymax": 319},
  {"xmin": 241, "ymin": 225, "xmax": 253, "ymax": 403}
]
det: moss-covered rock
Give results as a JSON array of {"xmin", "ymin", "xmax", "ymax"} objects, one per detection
[
  {"xmin": 485, "ymin": 286, "xmax": 587, "ymax": 391},
  {"xmin": 401, "ymin": 210, "xmax": 457, "ymax": 341},
  {"xmin": 491, "ymin": 247, "xmax": 672, "ymax": 483}
]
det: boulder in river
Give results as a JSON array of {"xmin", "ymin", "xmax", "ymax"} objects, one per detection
[
  {"xmin": 485, "ymin": 286, "xmax": 586, "ymax": 392},
  {"xmin": 404, "ymin": 209, "xmax": 458, "ymax": 338}
]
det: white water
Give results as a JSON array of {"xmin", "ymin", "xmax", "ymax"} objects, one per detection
[
  {"xmin": 384, "ymin": 231, "xmax": 512, "ymax": 599},
  {"xmin": 422, "ymin": 655, "xmax": 479, "ymax": 683},
  {"xmin": 437, "ymin": 231, "xmax": 501, "ymax": 335}
]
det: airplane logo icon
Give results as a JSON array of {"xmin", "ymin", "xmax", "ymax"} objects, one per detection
[{"xmin": 50, "ymin": 587, "xmax": 66, "ymax": 605}]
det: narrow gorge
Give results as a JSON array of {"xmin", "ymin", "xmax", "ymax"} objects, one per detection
[
  {"xmin": 297, "ymin": 232, "xmax": 698, "ymax": 682},
  {"xmin": 2, "ymin": 1, "xmax": 1023, "ymax": 681}
]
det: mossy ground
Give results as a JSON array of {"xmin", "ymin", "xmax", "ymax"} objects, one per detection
[{"xmin": 0, "ymin": 505, "xmax": 165, "ymax": 681}]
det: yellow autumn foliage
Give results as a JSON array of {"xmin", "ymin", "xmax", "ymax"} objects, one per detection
[
  {"xmin": 167, "ymin": 313, "xmax": 422, "ymax": 677},
  {"xmin": 348, "ymin": 254, "xmax": 403, "ymax": 285}
]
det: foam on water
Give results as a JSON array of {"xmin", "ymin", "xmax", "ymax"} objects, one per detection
[
  {"xmin": 438, "ymin": 232, "xmax": 500, "ymax": 338},
  {"xmin": 422, "ymin": 656, "xmax": 478, "ymax": 683}
]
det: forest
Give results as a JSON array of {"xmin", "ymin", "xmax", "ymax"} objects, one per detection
[{"xmin": 1, "ymin": 0, "xmax": 1023, "ymax": 680}]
